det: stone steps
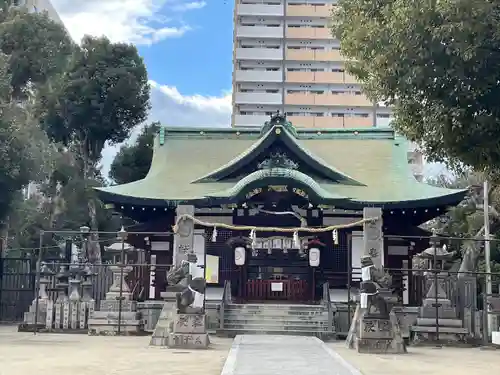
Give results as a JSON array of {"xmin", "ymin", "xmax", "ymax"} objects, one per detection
[
  {"xmin": 416, "ymin": 318, "xmax": 463, "ymax": 327},
  {"xmin": 224, "ymin": 321, "xmax": 329, "ymax": 330},
  {"xmin": 218, "ymin": 303, "xmax": 335, "ymax": 339},
  {"xmin": 216, "ymin": 328, "xmax": 330, "ymax": 338},
  {"xmin": 412, "ymin": 326, "xmax": 468, "ymax": 334}
]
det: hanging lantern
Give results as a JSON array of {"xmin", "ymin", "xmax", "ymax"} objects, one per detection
[
  {"xmin": 211, "ymin": 227, "xmax": 218, "ymax": 242},
  {"xmin": 309, "ymin": 247, "xmax": 320, "ymax": 267},
  {"xmin": 332, "ymin": 229, "xmax": 339, "ymax": 245},
  {"xmin": 235, "ymin": 246, "xmax": 246, "ymax": 266}
]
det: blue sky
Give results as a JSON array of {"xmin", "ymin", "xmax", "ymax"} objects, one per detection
[
  {"xmin": 52, "ymin": 0, "xmax": 234, "ymax": 171},
  {"xmin": 138, "ymin": 1, "xmax": 234, "ymax": 96}
]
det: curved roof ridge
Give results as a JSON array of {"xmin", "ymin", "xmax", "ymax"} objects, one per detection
[
  {"xmin": 191, "ymin": 123, "xmax": 364, "ymax": 186},
  {"xmin": 207, "ymin": 167, "xmax": 349, "ymax": 203}
]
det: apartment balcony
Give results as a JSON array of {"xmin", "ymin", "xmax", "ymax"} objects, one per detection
[
  {"xmin": 286, "ymin": 49, "xmax": 345, "ymax": 62},
  {"xmin": 344, "ymin": 116, "xmax": 374, "ymax": 128},
  {"xmin": 287, "ymin": 116, "xmax": 374, "ymax": 128},
  {"xmin": 286, "ymin": 71, "xmax": 344, "ymax": 84},
  {"xmin": 286, "ymin": 27, "xmax": 332, "ymax": 40},
  {"xmin": 286, "ymin": 4, "xmax": 334, "ymax": 18},
  {"xmin": 285, "ymin": 93, "xmax": 373, "ymax": 107},
  {"xmin": 234, "ymin": 114, "xmax": 271, "ymax": 127},
  {"xmin": 237, "ymin": 26, "xmax": 283, "ymax": 39},
  {"xmin": 344, "ymin": 73, "xmax": 359, "ymax": 84},
  {"xmin": 238, "ymin": 4, "xmax": 284, "ymax": 16},
  {"xmin": 316, "ymin": 50, "xmax": 345, "ymax": 62},
  {"xmin": 236, "ymin": 47, "xmax": 283, "ymax": 61},
  {"xmin": 235, "ymin": 70, "xmax": 283, "ymax": 83},
  {"xmin": 234, "ymin": 92, "xmax": 283, "ymax": 105}
]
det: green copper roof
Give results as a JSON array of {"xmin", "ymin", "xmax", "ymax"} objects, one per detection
[{"xmin": 96, "ymin": 121, "xmax": 467, "ymax": 209}]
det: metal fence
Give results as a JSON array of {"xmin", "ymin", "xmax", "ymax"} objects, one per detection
[{"xmin": 0, "ymin": 259, "xmax": 171, "ymax": 324}]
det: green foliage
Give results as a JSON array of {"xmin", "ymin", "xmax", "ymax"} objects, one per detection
[
  {"xmin": 109, "ymin": 122, "xmax": 160, "ymax": 184},
  {"xmin": 0, "ymin": 8, "xmax": 74, "ymax": 98},
  {"xmin": 38, "ymin": 36, "xmax": 151, "ymax": 165},
  {"xmin": 332, "ymin": 0, "xmax": 500, "ymax": 172}
]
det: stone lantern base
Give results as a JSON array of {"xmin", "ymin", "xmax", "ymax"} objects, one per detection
[{"xmin": 88, "ymin": 299, "xmax": 144, "ymax": 336}]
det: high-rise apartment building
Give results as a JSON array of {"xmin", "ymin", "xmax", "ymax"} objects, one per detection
[
  {"xmin": 231, "ymin": 0, "xmax": 392, "ymax": 128},
  {"xmin": 231, "ymin": 0, "xmax": 424, "ymax": 180},
  {"xmin": 14, "ymin": 0, "xmax": 62, "ymax": 23}
]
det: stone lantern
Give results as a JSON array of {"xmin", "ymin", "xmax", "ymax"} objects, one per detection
[
  {"xmin": 104, "ymin": 226, "xmax": 134, "ymax": 300},
  {"xmin": 411, "ymin": 232, "xmax": 468, "ymax": 345},
  {"xmin": 88, "ymin": 226, "xmax": 143, "ymax": 335}
]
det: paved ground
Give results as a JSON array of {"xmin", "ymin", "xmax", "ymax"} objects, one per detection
[
  {"xmin": 0, "ymin": 326, "xmax": 233, "ymax": 375},
  {"xmin": 329, "ymin": 342, "xmax": 500, "ymax": 375},
  {"xmin": 221, "ymin": 335, "xmax": 361, "ymax": 375},
  {"xmin": 1, "ymin": 326, "xmax": 499, "ymax": 375}
]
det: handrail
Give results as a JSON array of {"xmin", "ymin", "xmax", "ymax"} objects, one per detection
[
  {"xmin": 219, "ymin": 280, "xmax": 232, "ymax": 330},
  {"xmin": 322, "ymin": 281, "xmax": 334, "ymax": 333}
]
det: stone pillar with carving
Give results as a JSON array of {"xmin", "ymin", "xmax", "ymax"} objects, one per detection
[
  {"xmin": 150, "ymin": 204, "xmax": 209, "ymax": 348},
  {"xmin": 346, "ymin": 207, "xmax": 406, "ymax": 354},
  {"xmin": 173, "ymin": 205, "xmax": 195, "ymax": 267}
]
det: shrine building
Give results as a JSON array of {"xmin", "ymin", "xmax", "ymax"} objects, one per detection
[{"xmin": 96, "ymin": 114, "xmax": 466, "ymax": 304}]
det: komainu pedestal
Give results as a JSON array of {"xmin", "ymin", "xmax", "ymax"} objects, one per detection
[
  {"xmin": 169, "ymin": 313, "xmax": 209, "ymax": 349},
  {"xmin": 347, "ymin": 305, "xmax": 407, "ymax": 354}
]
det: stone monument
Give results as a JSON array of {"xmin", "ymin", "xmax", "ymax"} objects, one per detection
[
  {"xmin": 412, "ymin": 233, "xmax": 468, "ymax": 345},
  {"xmin": 19, "ymin": 262, "xmax": 54, "ymax": 331},
  {"xmin": 346, "ymin": 207, "xmax": 406, "ymax": 354},
  {"xmin": 88, "ymin": 227, "xmax": 143, "ymax": 335},
  {"xmin": 150, "ymin": 205, "xmax": 210, "ymax": 349}
]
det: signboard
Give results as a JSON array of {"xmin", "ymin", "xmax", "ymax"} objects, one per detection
[
  {"xmin": 205, "ymin": 255, "xmax": 219, "ymax": 284},
  {"xmin": 271, "ymin": 282, "xmax": 283, "ymax": 292}
]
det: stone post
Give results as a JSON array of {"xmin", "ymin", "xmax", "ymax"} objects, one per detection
[
  {"xmin": 173, "ymin": 205, "xmax": 195, "ymax": 267},
  {"xmin": 362, "ymin": 207, "xmax": 383, "ymax": 267},
  {"xmin": 346, "ymin": 208, "xmax": 406, "ymax": 353},
  {"xmin": 150, "ymin": 205, "xmax": 209, "ymax": 348}
]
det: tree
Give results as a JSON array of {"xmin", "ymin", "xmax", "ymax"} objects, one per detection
[
  {"xmin": 37, "ymin": 35, "xmax": 150, "ymax": 261},
  {"xmin": 109, "ymin": 122, "xmax": 160, "ymax": 184},
  {"xmin": 427, "ymin": 172, "xmax": 500, "ymax": 279},
  {"xmin": 332, "ymin": 0, "xmax": 500, "ymax": 172},
  {"xmin": 0, "ymin": 8, "xmax": 74, "ymax": 98}
]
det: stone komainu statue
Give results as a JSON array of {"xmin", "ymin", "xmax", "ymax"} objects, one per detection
[
  {"xmin": 359, "ymin": 255, "xmax": 392, "ymax": 318},
  {"xmin": 166, "ymin": 260, "xmax": 207, "ymax": 313}
]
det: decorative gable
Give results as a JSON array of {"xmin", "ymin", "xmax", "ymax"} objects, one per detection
[{"xmin": 192, "ymin": 113, "xmax": 364, "ymax": 186}]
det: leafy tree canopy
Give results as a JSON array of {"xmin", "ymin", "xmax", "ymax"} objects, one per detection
[
  {"xmin": 109, "ymin": 122, "xmax": 160, "ymax": 184},
  {"xmin": 333, "ymin": 0, "xmax": 500, "ymax": 173},
  {"xmin": 0, "ymin": 8, "xmax": 74, "ymax": 98},
  {"xmin": 38, "ymin": 36, "xmax": 151, "ymax": 168}
]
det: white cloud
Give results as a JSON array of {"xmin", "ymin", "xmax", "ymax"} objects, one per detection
[
  {"xmin": 100, "ymin": 82, "xmax": 231, "ymax": 176},
  {"xmin": 51, "ymin": 0, "xmax": 195, "ymax": 45},
  {"xmin": 171, "ymin": 1, "xmax": 207, "ymax": 12},
  {"xmin": 50, "ymin": 0, "xmax": 232, "ymax": 178}
]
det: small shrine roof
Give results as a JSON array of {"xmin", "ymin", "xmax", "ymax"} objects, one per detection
[{"xmin": 95, "ymin": 117, "xmax": 467, "ymax": 210}]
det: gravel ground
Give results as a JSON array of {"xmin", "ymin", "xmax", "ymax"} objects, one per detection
[
  {"xmin": 329, "ymin": 341, "xmax": 500, "ymax": 375},
  {"xmin": 0, "ymin": 326, "xmax": 232, "ymax": 375},
  {"xmin": 1, "ymin": 326, "xmax": 498, "ymax": 375}
]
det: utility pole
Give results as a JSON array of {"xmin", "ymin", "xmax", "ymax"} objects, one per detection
[{"xmin": 483, "ymin": 180, "xmax": 494, "ymax": 336}]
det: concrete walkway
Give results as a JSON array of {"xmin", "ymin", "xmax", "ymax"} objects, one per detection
[{"xmin": 221, "ymin": 335, "xmax": 362, "ymax": 375}]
